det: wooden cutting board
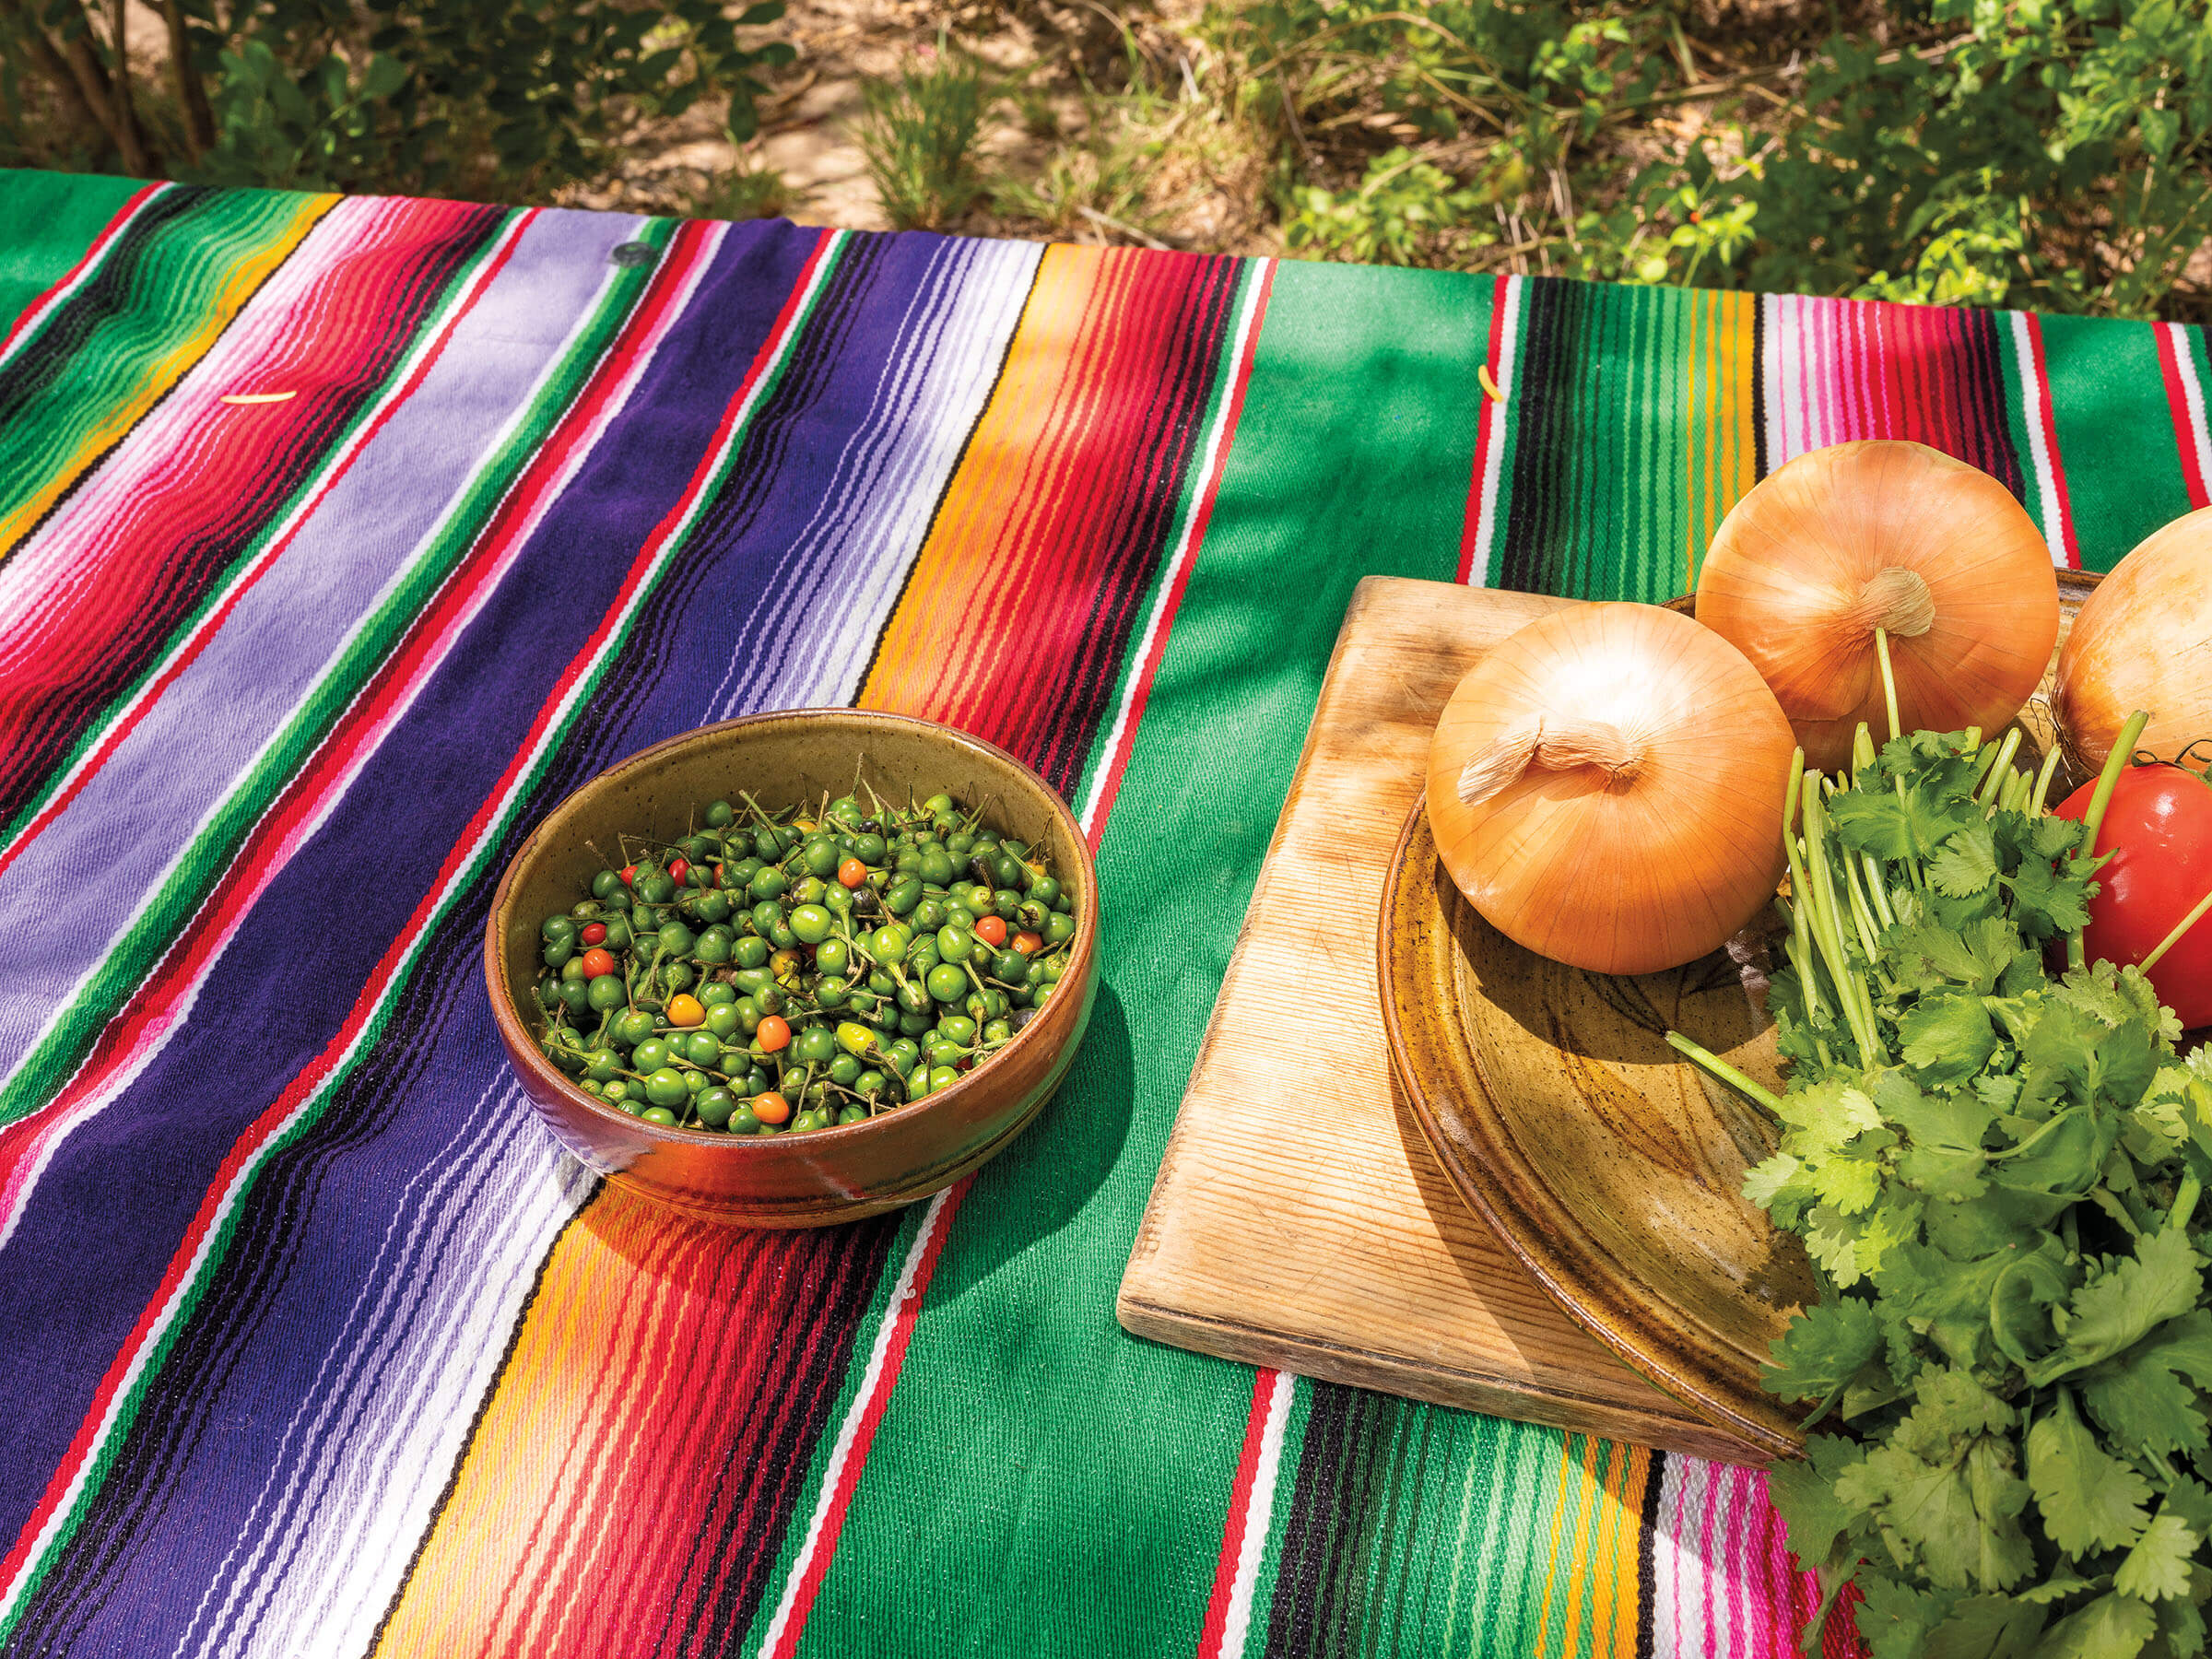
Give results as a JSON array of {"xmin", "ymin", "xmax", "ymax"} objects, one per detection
[
  {"xmin": 1117, "ymin": 575, "xmax": 1768, "ymax": 1464},
  {"xmin": 1119, "ymin": 570, "xmax": 2101, "ymax": 1463}
]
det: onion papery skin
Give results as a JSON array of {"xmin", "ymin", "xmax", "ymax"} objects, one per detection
[
  {"xmin": 1694, "ymin": 441, "xmax": 2060, "ymax": 772},
  {"xmin": 1425, "ymin": 603, "xmax": 1796, "ymax": 977},
  {"xmin": 2053, "ymin": 506, "xmax": 2212, "ymax": 774}
]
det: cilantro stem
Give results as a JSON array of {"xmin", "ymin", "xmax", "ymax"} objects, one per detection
[
  {"xmin": 2171, "ymin": 1173, "xmax": 2201, "ymax": 1233},
  {"xmin": 1874, "ymin": 626, "xmax": 1902, "ymax": 743},
  {"xmin": 1861, "ymin": 853, "xmax": 1897, "ymax": 929},
  {"xmin": 2068, "ymin": 709, "xmax": 2152, "ymax": 971},
  {"xmin": 1984, "ymin": 1105, "xmax": 2077, "ymax": 1163},
  {"xmin": 1802, "ymin": 776, "xmax": 1888, "ymax": 1065},
  {"xmin": 1665, "ymin": 1031, "xmax": 1783, "ymax": 1116},
  {"xmin": 2138, "ymin": 880, "xmax": 2212, "ymax": 973},
  {"xmin": 2028, "ymin": 745, "xmax": 2065, "ymax": 816},
  {"xmin": 1786, "ymin": 880, "xmax": 1828, "ymax": 1026},
  {"xmin": 1838, "ymin": 841, "xmax": 1888, "ymax": 971},
  {"xmin": 1851, "ymin": 723, "xmax": 1876, "ymax": 784},
  {"xmin": 1977, "ymin": 729, "xmax": 2022, "ymax": 814},
  {"xmin": 1969, "ymin": 737, "xmax": 2002, "ymax": 801},
  {"xmin": 1783, "ymin": 746, "xmax": 1806, "ymax": 841}
]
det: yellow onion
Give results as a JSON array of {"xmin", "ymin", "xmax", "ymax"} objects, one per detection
[
  {"xmin": 1694, "ymin": 441, "xmax": 2060, "ymax": 771},
  {"xmin": 1425, "ymin": 603, "xmax": 1796, "ymax": 976},
  {"xmin": 2053, "ymin": 507, "xmax": 2212, "ymax": 773}
]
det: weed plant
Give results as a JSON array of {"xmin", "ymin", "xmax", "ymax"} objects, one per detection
[{"xmin": 855, "ymin": 41, "xmax": 994, "ymax": 232}]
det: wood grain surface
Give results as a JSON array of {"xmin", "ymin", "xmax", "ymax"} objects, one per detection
[{"xmin": 1117, "ymin": 576, "xmax": 1768, "ymax": 1464}]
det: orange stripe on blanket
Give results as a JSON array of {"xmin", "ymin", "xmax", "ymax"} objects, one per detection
[
  {"xmin": 859, "ymin": 242, "xmax": 1117, "ymax": 716},
  {"xmin": 854, "ymin": 243, "xmax": 1241, "ymax": 795},
  {"xmin": 371, "ymin": 1191, "xmax": 893, "ymax": 1658}
]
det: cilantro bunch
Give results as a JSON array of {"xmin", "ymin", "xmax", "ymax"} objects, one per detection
[{"xmin": 1675, "ymin": 725, "xmax": 2212, "ymax": 1659}]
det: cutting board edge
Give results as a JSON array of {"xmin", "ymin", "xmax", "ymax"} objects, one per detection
[
  {"xmin": 1123, "ymin": 573, "xmax": 1403, "ymax": 1278},
  {"xmin": 1114, "ymin": 1288, "xmax": 1771, "ymax": 1465}
]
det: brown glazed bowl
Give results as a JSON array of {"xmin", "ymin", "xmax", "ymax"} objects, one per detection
[{"xmin": 485, "ymin": 710, "xmax": 1100, "ymax": 1228}]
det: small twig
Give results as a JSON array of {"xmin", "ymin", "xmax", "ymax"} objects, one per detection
[{"xmin": 1077, "ymin": 204, "xmax": 1175, "ymax": 250}]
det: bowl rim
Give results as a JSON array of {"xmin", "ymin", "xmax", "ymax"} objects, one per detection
[{"xmin": 483, "ymin": 707, "xmax": 1100, "ymax": 1149}]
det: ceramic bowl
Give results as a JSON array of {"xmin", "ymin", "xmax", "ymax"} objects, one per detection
[{"xmin": 484, "ymin": 710, "xmax": 1100, "ymax": 1228}]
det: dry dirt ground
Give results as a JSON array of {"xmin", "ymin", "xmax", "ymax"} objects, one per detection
[{"xmin": 560, "ymin": 0, "xmax": 1280, "ymax": 254}]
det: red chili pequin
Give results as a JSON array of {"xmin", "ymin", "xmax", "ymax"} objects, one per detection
[{"xmin": 580, "ymin": 922, "xmax": 606, "ymax": 947}]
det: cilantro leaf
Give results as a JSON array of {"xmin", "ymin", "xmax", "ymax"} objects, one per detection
[
  {"xmin": 2152, "ymin": 1588, "xmax": 2209, "ymax": 1659},
  {"xmin": 2007, "ymin": 854, "xmax": 2095, "ymax": 938},
  {"xmin": 1765, "ymin": 1433, "xmax": 1864, "ymax": 1566},
  {"xmin": 2112, "ymin": 1509, "xmax": 2198, "ymax": 1603},
  {"xmin": 2079, "ymin": 1310, "xmax": 2212, "ymax": 1457},
  {"xmin": 1765, "ymin": 1298, "xmax": 1881, "ymax": 1403},
  {"xmin": 1777, "ymin": 1077, "xmax": 1884, "ymax": 1155},
  {"xmin": 2030, "ymin": 1592, "xmax": 2159, "ymax": 1659},
  {"xmin": 1922, "ymin": 1594, "xmax": 2048, "ymax": 1659},
  {"xmin": 1887, "ymin": 1081, "xmax": 1994, "ymax": 1201},
  {"xmin": 2033, "ymin": 1228, "xmax": 2206, "ymax": 1385},
  {"xmin": 1857, "ymin": 1573, "xmax": 1961, "ymax": 1659},
  {"xmin": 2032, "ymin": 813, "xmax": 2088, "ymax": 861},
  {"xmin": 2027, "ymin": 1389, "xmax": 2150, "ymax": 1558},
  {"xmin": 1927, "ymin": 822, "xmax": 2000, "ymax": 899},
  {"xmin": 1899, "ymin": 992, "xmax": 1998, "ymax": 1087}
]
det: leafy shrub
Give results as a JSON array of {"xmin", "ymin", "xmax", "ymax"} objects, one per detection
[
  {"xmin": 1203, "ymin": 0, "xmax": 2212, "ymax": 318},
  {"xmin": 0, "ymin": 0, "xmax": 794, "ymax": 199},
  {"xmin": 1734, "ymin": 0, "xmax": 2212, "ymax": 315},
  {"xmin": 1283, "ymin": 147, "xmax": 1493, "ymax": 265}
]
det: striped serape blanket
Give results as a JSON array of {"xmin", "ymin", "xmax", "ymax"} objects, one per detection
[{"xmin": 0, "ymin": 167, "xmax": 2188, "ymax": 1659}]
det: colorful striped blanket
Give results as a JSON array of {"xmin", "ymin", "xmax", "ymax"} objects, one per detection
[{"xmin": 0, "ymin": 168, "xmax": 2191, "ymax": 1659}]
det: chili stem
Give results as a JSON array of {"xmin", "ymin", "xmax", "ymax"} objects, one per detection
[
  {"xmin": 2140, "ymin": 881, "xmax": 2212, "ymax": 973},
  {"xmin": 2069, "ymin": 710, "xmax": 2152, "ymax": 971},
  {"xmin": 1665, "ymin": 1032, "xmax": 1783, "ymax": 1116}
]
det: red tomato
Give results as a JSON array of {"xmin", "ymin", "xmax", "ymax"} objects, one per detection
[
  {"xmin": 972, "ymin": 913, "xmax": 1007, "ymax": 948},
  {"xmin": 669, "ymin": 857, "xmax": 689, "ymax": 888},
  {"xmin": 756, "ymin": 1015, "xmax": 791, "ymax": 1053},
  {"xmin": 838, "ymin": 857, "xmax": 867, "ymax": 889},
  {"xmin": 580, "ymin": 922, "xmax": 607, "ymax": 947},
  {"xmin": 2054, "ymin": 761, "xmax": 2212, "ymax": 1029},
  {"xmin": 579, "ymin": 947, "xmax": 617, "ymax": 979}
]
